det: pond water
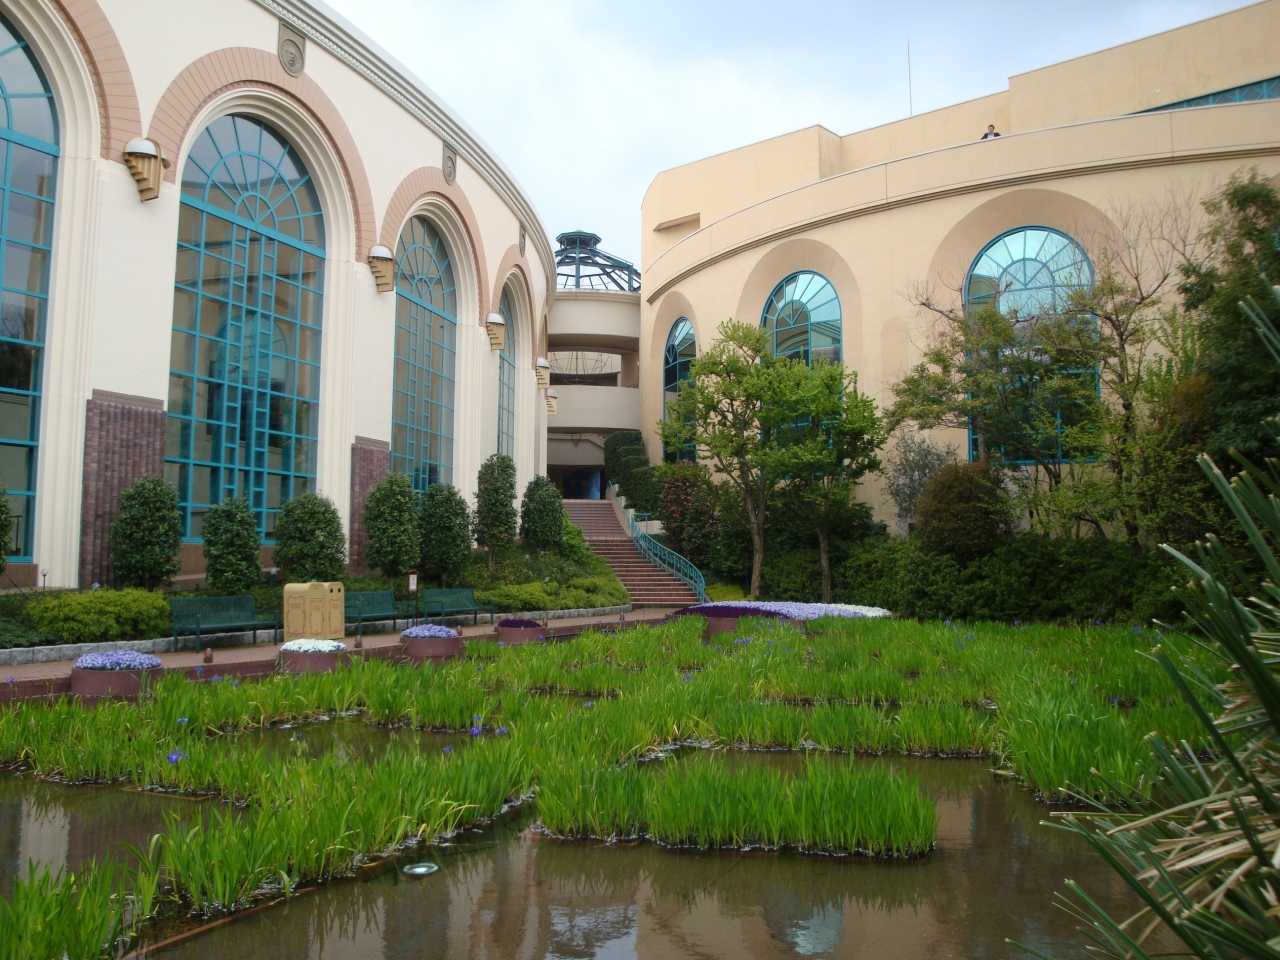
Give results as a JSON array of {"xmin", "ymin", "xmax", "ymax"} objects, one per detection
[
  {"xmin": 239, "ymin": 718, "xmax": 467, "ymax": 764},
  {"xmin": 143, "ymin": 755, "xmax": 1169, "ymax": 960}
]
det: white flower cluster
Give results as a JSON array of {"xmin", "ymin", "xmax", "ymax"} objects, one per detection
[{"xmin": 279, "ymin": 639, "xmax": 347, "ymax": 653}]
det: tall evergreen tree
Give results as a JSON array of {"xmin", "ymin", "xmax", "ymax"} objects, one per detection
[
  {"xmin": 202, "ymin": 496, "xmax": 261, "ymax": 594},
  {"xmin": 419, "ymin": 483, "xmax": 473, "ymax": 586},
  {"xmin": 363, "ymin": 472, "xmax": 419, "ymax": 581},
  {"xmin": 109, "ymin": 476, "xmax": 183, "ymax": 589},
  {"xmin": 473, "ymin": 454, "xmax": 516, "ymax": 570}
]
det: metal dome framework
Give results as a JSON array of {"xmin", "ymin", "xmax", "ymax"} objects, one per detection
[{"xmin": 555, "ymin": 231, "xmax": 640, "ymax": 292}]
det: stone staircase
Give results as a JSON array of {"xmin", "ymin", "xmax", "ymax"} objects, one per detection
[{"xmin": 563, "ymin": 500, "xmax": 699, "ymax": 609}]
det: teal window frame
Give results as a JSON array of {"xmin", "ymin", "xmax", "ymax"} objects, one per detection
[
  {"xmin": 1138, "ymin": 75, "xmax": 1280, "ymax": 113},
  {"xmin": 760, "ymin": 271, "xmax": 842, "ymax": 365},
  {"xmin": 392, "ymin": 215, "xmax": 456, "ymax": 489},
  {"xmin": 497, "ymin": 287, "xmax": 515, "ymax": 459},
  {"xmin": 0, "ymin": 14, "xmax": 58, "ymax": 560},
  {"xmin": 165, "ymin": 114, "xmax": 325, "ymax": 541},
  {"xmin": 662, "ymin": 317, "xmax": 696, "ymax": 463}
]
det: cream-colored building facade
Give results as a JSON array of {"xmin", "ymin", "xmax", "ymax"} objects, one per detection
[
  {"xmin": 640, "ymin": 0, "xmax": 1280, "ymax": 528},
  {"xmin": 0, "ymin": 0, "xmax": 554, "ymax": 588}
]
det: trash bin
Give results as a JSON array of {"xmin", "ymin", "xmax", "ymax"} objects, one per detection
[{"xmin": 283, "ymin": 582, "xmax": 345, "ymax": 641}]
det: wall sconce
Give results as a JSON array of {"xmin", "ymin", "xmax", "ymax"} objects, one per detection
[
  {"xmin": 485, "ymin": 312, "xmax": 506, "ymax": 351},
  {"xmin": 545, "ymin": 388, "xmax": 558, "ymax": 415},
  {"xmin": 368, "ymin": 245, "xmax": 394, "ymax": 292},
  {"xmin": 123, "ymin": 138, "xmax": 168, "ymax": 201},
  {"xmin": 535, "ymin": 357, "xmax": 551, "ymax": 388}
]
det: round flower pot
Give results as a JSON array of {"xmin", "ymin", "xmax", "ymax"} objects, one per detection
[
  {"xmin": 71, "ymin": 666, "xmax": 164, "ymax": 699},
  {"xmin": 704, "ymin": 616, "xmax": 743, "ymax": 637},
  {"xmin": 498, "ymin": 625, "xmax": 545, "ymax": 645},
  {"xmin": 278, "ymin": 650, "xmax": 345, "ymax": 674},
  {"xmin": 401, "ymin": 635, "xmax": 464, "ymax": 664}
]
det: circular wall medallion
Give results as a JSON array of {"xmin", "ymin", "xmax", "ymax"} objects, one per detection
[
  {"xmin": 443, "ymin": 152, "xmax": 456, "ymax": 184},
  {"xmin": 279, "ymin": 37, "xmax": 305, "ymax": 77}
]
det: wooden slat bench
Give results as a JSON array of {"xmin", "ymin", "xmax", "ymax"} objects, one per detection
[
  {"xmin": 170, "ymin": 596, "xmax": 280, "ymax": 647},
  {"xmin": 420, "ymin": 588, "xmax": 495, "ymax": 625},
  {"xmin": 345, "ymin": 590, "xmax": 417, "ymax": 637}
]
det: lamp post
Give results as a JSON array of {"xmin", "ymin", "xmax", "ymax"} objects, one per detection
[{"xmin": 40, "ymin": 568, "xmax": 46, "ymax": 591}]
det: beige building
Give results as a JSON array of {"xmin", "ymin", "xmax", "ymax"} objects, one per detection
[
  {"xmin": 0, "ymin": 0, "xmax": 555, "ymax": 588},
  {"xmin": 639, "ymin": 0, "xmax": 1280, "ymax": 528}
]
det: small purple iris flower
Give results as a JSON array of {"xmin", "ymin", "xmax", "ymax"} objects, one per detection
[
  {"xmin": 194, "ymin": 666, "xmax": 204, "ymax": 677},
  {"xmin": 166, "ymin": 750, "xmax": 187, "ymax": 764},
  {"xmin": 943, "ymin": 620, "xmax": 951, "ymax": 625},
  {"xmin": 1110, "ymin": 697, "xmax": 1122, "ymax": 703},
  {"xmin": 1094, "ymin": 620, "xmax": 1102, "ymax": 626},
  {"xmin": 230, "ymin": 679, "xmax": 240, "ymax": 687},
  {"xmin": 211, "ymin": 675, "xmax": 223, "ymax": 682},
  {"xmin": 584, "ymin": 701, "xmax": 595, "ymax": 708},
  {"xmin": 957, "ymin": 642, "xmax": 966, "ymax": 648},
  {"xmin": 472, "ymin": 715, "xmax": 483, "ymax": 722},
  {"xmin": 784, "ymin": 647, "xmax": 792, "ymax": 653},
  {"xmin": 176, "ymin": 717, "xmax": 188, "ymax": 725},
  {"xmin": 714, "ymin": 645, "xmax": 723, "ymax": 652},
  {"xmin": 442, "ymin": 744, "xmax": 453, "ymax": 755},
  {"xmin": 965, "ymin": 634, "xmax": 975, "ymax": 640},
  {"xmin": 468, "ymin": 725, "xmax": 482, "ymax": 736},
  {"xmin": 496, "ymin": 726, "xmax": 508, "ymax": 736},
  {"xmin": 496, "ymin": 641, "xmax": 505, "ymax": 648},
  {"xmin": 681, "ymin": 673, "xmax": 692, "ymax": 682},
  {"xmin": 4, "ymin": 677, "xmax": 16, "ymax": 685},
  {"xmin": 476, "ymin": 665, "xmax": 484, "ymax": 671}
]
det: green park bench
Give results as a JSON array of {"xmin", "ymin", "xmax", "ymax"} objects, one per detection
[
  {"xmin": 420, "ymin": 588, "xmax": 495, "ymax": 625},
  {"xmin": 170, "ymin": 596, "xmax": 280, "ymax": 647},
  {"xmin": 345, "ymin": 590, "xmax": 418, "ymax": 637}
]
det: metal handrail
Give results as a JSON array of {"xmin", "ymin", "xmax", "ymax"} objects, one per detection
[{"xmin": 605, "ymin": 483, "xmax": 708, "ymax": 603}]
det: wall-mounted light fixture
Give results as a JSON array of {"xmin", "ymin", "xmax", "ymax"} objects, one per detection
[
  {"xmin": 368, "ymin": 245, "xmax": 395, "ymax": 292},
  {"xmin": 535, "ymin": 357, "xmax": 551, "ymax": 388},
  {"xmin": 485, "ymin": 312, "xmax": 506, "ymax": 351},
  {"xmin": 545, "ymin": 388, "xmax": 558, "ymax": 416},
  {"xmin": 123, "ymin": 138, "xmax": 168, "ymax": 201}
]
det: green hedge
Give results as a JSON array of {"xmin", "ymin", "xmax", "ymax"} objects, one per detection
[
  {"xmin": 604, "ymin": 431, "xmax": 660, "ymax": 513},
  {"xmin": 27, "ymin": 589, "xmax": 171, "ymax": 644}
]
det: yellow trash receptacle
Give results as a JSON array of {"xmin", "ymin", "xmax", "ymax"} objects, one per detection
[{"xmin": 283, "ymin": 582, "xmax": 345, "ymax": 641}]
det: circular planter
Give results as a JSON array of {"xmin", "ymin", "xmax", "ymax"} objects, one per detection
[
  {"xmin": 704, "ymin": 616, "xmax": 741, "ymax": 637},
  {"xmin": 71, "ymin": 666, "xmax": 164, "ymax": 699},
  {"xmin": 278, "ymin": 650, "xmax": 345, "ymax": 674},
  {"xmin": 498, "ymin": 625, "xmax": 545, "ymax": 645},
  {"xmin": 401, "ymin": 635, "xmax": 464, "ymax": 664}
]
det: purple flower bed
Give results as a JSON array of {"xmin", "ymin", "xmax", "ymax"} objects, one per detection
[
  {"xmin": 401, "ymin": 623, "xmax": 459, "ymax": 639},
  {"xmin": 74, "ymin": 651, "xmax": 163, "ymax": 671},
  {"xmin": 674, "ymin": 601, "xmax": 891, "ymax": 621},
  {"xmin": 498, "ymin": 618, "xmax": 544, "ymax": 629}
]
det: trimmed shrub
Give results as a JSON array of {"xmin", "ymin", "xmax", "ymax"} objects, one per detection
[
  {"xmin": 363, "ymin": 472, "xmax": 419, "ymax": 580},
  {"xmin": 604, "ymin": 430, "xmax": 660, "ymax": 513},
  {"xmin": 474, "ymin": 454, "xmax": 517, "ymax": 567},
  {"xmin": 419, "ymin": 484, "xmax": 473, "ymax": 586},
  {"xmin": 201, "ymin": 497, "xmax": 261, "ymax": 594},
  {"xmin": 28, "ymin": 589, "xmax": 170, "ymax": 644},
  {"xmin": 560, "ymin": 515, "xmax": 590, "ymax": 564},
  {"xmin": 274, "ymin": 493, "xmax": 346, "ymax": 582},
  {"xmin": 520, "ymin": 476, "xmax": 565, "ymax": 551},
  {"xmin": 914, "ymin": 461, "xmax": 1010, "ymax": 564},
  {"xmin": 109, "ymin": 476, "xmax": 182, "ymax": 590}
]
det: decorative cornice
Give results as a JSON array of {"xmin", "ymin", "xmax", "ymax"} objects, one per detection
[
  {"xmin": 253, "ymin": 0, "xmax": 555, "ymax": 300},
  {"xmin": 644, "ymin": 140, "xmax": 1280, "ymax": 305}
]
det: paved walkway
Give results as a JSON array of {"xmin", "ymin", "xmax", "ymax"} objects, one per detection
[{"xmin": 0, "ymin": 608, "xmax": 677, "ymax": 689}]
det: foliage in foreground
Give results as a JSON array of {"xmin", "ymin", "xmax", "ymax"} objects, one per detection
[
  {"xmin": 201, "ymin": 496, "xmax": 261, "ymax": 594},
  {"xmin": 272, "ymin": 493, "xmax": 346, "ymax": 583},
  {"xmin": 108, "ymin": 476, "xmax": 182, "ymax": 590}
]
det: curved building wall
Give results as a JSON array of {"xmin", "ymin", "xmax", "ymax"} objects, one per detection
[
  {"xmin": 3, "ymin": 0, "xmax": 552, "ymax": 586},
  {"xmin": 639, "ymin": 0, "xmax": 1280, "ymax": 530}
]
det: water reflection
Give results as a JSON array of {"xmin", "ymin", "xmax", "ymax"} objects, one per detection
[
  {"xmin": 150, "ymin": 758, "xmax": 1166, "ymax": 960},
  {"xmin": 242, "ymin": 719, "xmax": 466, "ymax": 764}
]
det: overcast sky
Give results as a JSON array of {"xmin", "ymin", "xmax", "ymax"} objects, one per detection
[{"xmin": 323, "ymin": 0, "xmax": 1254, "ymax": 268}]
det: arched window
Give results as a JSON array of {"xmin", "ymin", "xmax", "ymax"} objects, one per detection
[
  {"xmin": 760, "ymin": 272, "xmax": 841, "ymax": 364},
  {"xmin": 496, "ymin": 287, "xmax": 515, "ymax": 459},
  {"xmin": 663, "ymin": 317, "xmax": 696, "ymax": 463},
  {"xmin": 166, "ymin": 114, "xmax": 325, "ymax": 540},
  {"xmin": 392, "ymin": 215, "xmax": 456, "ymax": 489},
  {"xmin": 0, "ymin": 15, "xmax": 57, "ymax": 559},
  {"xmin": 964, "ymin": 227, "xmax": 1093, "ymax": 317}
]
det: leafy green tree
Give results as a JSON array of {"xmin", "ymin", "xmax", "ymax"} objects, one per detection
[
  {"xmin": 0, "ymin": 493, "xmax": 14, "ymax": 577},
  {"xmin": 473, "ymin": 454, "xmax": 516, "ymax": 570},
  {"xmin": 363, "ymin": 472, "xmax": 419, "ymax": 581},
  {"xmin": 419, "ymin": 483, "xmax": 473, "ymax": 586},
  {"xmin": 660, "ymin": 321, "xmax": 827, "ymax": 596},
  {"xmin": 519, "ymin": 475, "xmax": 565, "ymax": 551},
  {"xmin": 109, "ymin": 476, "xmax": 183, "ymax": 590},
  {"xmin": 273, "ymin": 492, "xmax": 346, "ymax": 582},
  {"xmin": 914, "ymin": 461, "xmax": 1011, "ymax": 565},
  {"xmin": 883, "ymin": 430, "xmax": 956, "ymax": 529},
  {"xmin": 201, "ymin": 496, "xmax": 261, "ymax": 594}
]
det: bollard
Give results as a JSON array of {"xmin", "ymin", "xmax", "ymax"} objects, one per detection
[{"xmin": 203, "ymin": 647, "xmax": 213, "ymax": 664}]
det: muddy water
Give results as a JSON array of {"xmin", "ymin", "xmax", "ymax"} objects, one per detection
[
  {"xmin": 241, "ymin": 719, "xmax": 467, "ymax": 764},
  {"xmin": 150, "ymin": 756, "xmax": 1169, "ymax": 960}
]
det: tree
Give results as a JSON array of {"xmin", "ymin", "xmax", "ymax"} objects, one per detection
[
  {"xmin": 660, "ymin": 321, "xmax": 823, "ymax": 596},
  {"xmin": 883, "ymin": 429, "xmax": 957, "ymax": 529},
  {"xmin": 109, "ymin": 476, "xmax": 182, "ymax": 589},
  {"xmin": 273, "ymin": 492, "xmax": 346, "ymax": 582},
  {"xmin": 473, "ymin": 454, "xmax": 516, "ymax": 570},
  {"xmin": 914, "ymin": 461, "xmax": 1010, "ymax": 565},
  {"xmin": 419, "ymin": 483, "xmax": 472, "ymax": 586},
  {"xmin": 777, "ymin": 360, "xmax": 885, "ymax": 602},
  {"xmin": 0, "ymin": 493, "xmax": 13, "ymax": 578},
  {"xmin": 519, "ymin": 475, "xmax": 565, "ymax": 551},
  {"xmin": 363, "ymin": 472, "xmax": 419, "ymax": 581},
  {"xmin": 201, "ymin": 496, "xmax": 260, "ymax": 594}
]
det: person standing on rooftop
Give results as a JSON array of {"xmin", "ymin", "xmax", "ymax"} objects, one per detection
[{"xmin": 980, "ymin": 124, "xmax": 1001, "ymax": 140}]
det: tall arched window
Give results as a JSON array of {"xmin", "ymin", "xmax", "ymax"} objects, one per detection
[
  {"xmin": 166, "ymin": 114, "xmax": 325, "ymax": 540},
  {"xmin": 662, "ymin": 317, "xmax": 695, "ymax": 463},
  {"xmin": 760, "ymin": 272, "xmax": 841, "ymax": 364},
  {"xmin": 964, "ymin": 227, "xmax": 1093, "ymax": 317},
  {"xmin": 496, "ymin": 287, "xmax": 515, "ymax": 459},
  {"xmin": 392, "ymin": 216, "xmax": 455, "ymax": 488},
  {"xmin": 0, "ymin": 15, "xmax": 57, "ymax": 559}
]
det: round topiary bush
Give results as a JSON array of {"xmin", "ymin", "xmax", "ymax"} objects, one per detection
[
  {"xmin": 109, "ymin": 476, "xmax": 182, "ymax": 589},
  {"xmin": 273, "ymin": 492, "xmax": 346, "ymax": 582},
  {"xmin": 363, "ymin": 472, "xmax": 419, "ymax": 580},
  {"xmin": 913, "ymin": 460, "xmax": 1010, "ymax": 565},
  {"xmin": 202, "ymin": 496, "xmax": 261, "ymax": 594},
  {"xmin": 519, "ymin": 475, "xmax": 565, "ymax": 551}
]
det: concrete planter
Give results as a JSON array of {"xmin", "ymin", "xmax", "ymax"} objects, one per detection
[
  {"xmin": 70, "ymin": 667, "xmax": 164, "ymax": 699},
  {"xmin": 498, "ymin": 625, "xmax": 545, "ymax": 645},
  {"xmin": 278, "ymin": 650, "xmax": 345, "ymax": 674},
  {"xmin": 401, "ymin": 635, "xmax": 464, "ymax": 663}
]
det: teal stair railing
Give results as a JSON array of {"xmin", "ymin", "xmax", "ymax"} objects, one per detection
[{"xmin": 605, "ymin": 483, "xmax": 708, "ymax": 603}]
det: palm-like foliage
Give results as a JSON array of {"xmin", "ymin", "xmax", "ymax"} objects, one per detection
[{"xmin": 1024, "ymin": 282, "xmax": 1280, "ymax": 960}]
